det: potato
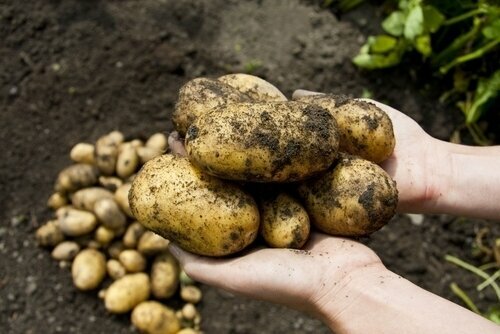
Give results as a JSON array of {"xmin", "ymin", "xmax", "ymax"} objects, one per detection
[
  {"xmin": 172, "ymin": 77, "xmax": 251, "ymax": 135},
  {"xmin": 47, "ymin": 192, "xmax": 67, "ymax": 210},
  {"xmin": 259, "ymin": 193, "xmax": 310, "ymax": 249},
  {"xmin": 51, "ymin": 241, "xmax": 80, "ymax": 261},
  {"xmin": 298, "ymin": 155, "xmax": 398, "ymax": 236},
  {"xmin": 218, "ymin": 73, "xmax": 287, "ymax": 102},
  {"xmin": 185, "ymin": 101, "xmax": 339, "ymax": 182},
  {"xmin": 99, "ymin": 176, "xmax": 123, "ymax": 192},
  {"xmin": 181, "ymin": 303, "xmax": 197, "ymax": 320},
  {"xmin": 105, "ymin": 273, "xmax": 150, "ymax": 313},
  {"xmin": 145, "ymin": 133, "xmax": 168, "ymax": 152},
  {"xmin": 151, "ymin": 251, "xmax": 179, "ymax": 299},
  {"xmin": 58, "ymin": 207, "xmax": 97, "ymax": 236},
  {"xmin": 115, "ymin": 183, "xmax": 134, "ymax": 218},
  {"xmin": 131, "ymin": 301, "xmax": 180, "ymax": 334},
  {"xmin": 108, "ymin": 240, "xmax": 125, "ymax": 259},
  {"xmin": 294, "ymin": 94, "xmax": 395, "ymax": 163},
  {"xmin": 177, "ymin": 329, "xmax": 199, "ymax": 334},
  {"xmin": 72, "ymin": 187, "xmax": 114, "ymax": 211},
  {"xmin": 123, "ymin": 221, "xmax": 145, "ymax": 249},
  {"xmin": 107, "ymin": 259, "xmax": 126, "ymax": 280},
  {"xmin": 71, "ymin": 248, "xmax": 106, "ymax": 290},
  {"xmin": 118, "ymin": 249, "xmax": 146, "ymax": 273},
  {"xmin": 94, "ymin": 198, "xmax": 126, "ymax": 230},
  {"xmin": 137, "ymin": 231, "xmax": 169, "ymax": 256},
  {"xmin": 36, "ymin": 220, "xmax": 64, "ymax": 247},
  {"xmin": 95, "ymin": 131, "xmax": 124, "ymax": 176},
  {"xmin": 180, "ymin": 285, "xmax": 202, "ymax": 304},
  {"xmin": 54, "ymin": 164, "xmax": 98, "ymax": 193},
  {"xmin": 129, "ymin": 154, "xmax": 259, "ymax": 256},
  {"xmin": 137, "ymin": 146, "xmax": 163, "ymax": 164},
  {"xmin": 116, "ymin": 143, "xmax": 139, "ymax": 179},
  {"xmin": 70, "ymin": 143, "xmax": 95, "ymax": 164},
  {"xmin": 95, "ymin": 226, "xmax": 116, "ymax": 246}
]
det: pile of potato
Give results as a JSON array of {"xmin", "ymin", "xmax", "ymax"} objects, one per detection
[
  {"xmin": 36, "ymin": 131, "xmax": 203, "ymax": 334},
  {"xmin": 129, "ymin": 74, "xmax": 399, "ymax": 257}
]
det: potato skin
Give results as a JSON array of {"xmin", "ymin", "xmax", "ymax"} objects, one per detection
[
  {"xmin": 259, "ymin": 193, "xmax": 310, "ymax": 249},
  {"xmin": 131, "ymin": 301, "xmax": 180, "ymax": 334},
  {"xmin": 295, "ymin": 94, "xmax": 395, "ymax": 163},
  {"xmin": 129, "ymin": 154, "xmax": 260, "ymax": 256},
  {"xmin": 172, "ymin": 77, "xmax": 251, "ymax": 135},
  {"xmin": 72, "ymin": 248, "xmax": 106, "ymax": 290},
  {"xmin": 218, "ymin": 73, "xmax": 287, "ymax": 102},
  {"xmin": 185, "ymin": 101, "xmax": 339, "ymax": 182},
  {"xmin": 298, "ymin": 155, "xmax": 398, "ymax": 236}
]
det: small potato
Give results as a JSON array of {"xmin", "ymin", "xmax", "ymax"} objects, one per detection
[
  {"xmin": 54, "ymin": 164, "xmax": 98, "ymax": 193},
  {"xmin": 58, "ymin": 207, "xmax": 97, "ymax": 237},
  {"xmin": 137, "ymin": 231, "xmax": 169, "ymax": 256},
  {"xmin": 36, "ymin": 220, "xmax": 64, "ymax": 247},
  {"xmin": 71, "ymin": 187, "xmax": 114, "ymax": 211},
  {"xmin": 47, "ymin": 192, "xmax": 67, "ymax": 210},
  {"xmin": 129, "ymin": 155, "xmax": 259, "ymax": 256},
  {"xmin": 298, "ymin": 155, "xmax": 398, "ymax": 236},
  {"xmin": 99, "ymin": 176, "xmax": 123, "ymax": 192},
  {"xmin": 95, "ymin": 226, "xmax": 116, "ymax": 246},
  {"xmin": 95, "ymin": 131, "xmax": 124, "ymax": 176},
  {"xmin": 70, "ymin": 143, "xmax": 95, "ymax": 164},
  {"xmin": 115, "ymin": 183, "xmax": 134, "ymax": 218},
  {"xmin": 185, "ymin": 101, "xmax": 339, "ymax": 182},
  {"xmin": 72, "ymin": 248, "xmax": 106, "ymax": 290},
  {"xmin": 218, "ymin": 73, "xmax": 287, "ymax": 102},
  {"xmin": 94, "ymin": 198, "xmax": 126, "ymax": 230},
  {"xmin": 180, "ymin": 285, "xmax": 202, "ymax": 304},
  {"xmin": 105, "ymin": 273, "xmax": 150, "ymax": 313},
  {"xmin": 118, "ymin": 249, "xmax": 146, "ymax": 273},
  {"xmin": 294, "ymin": 94, "xmax": 395, "ymax": 163},
  {"xmin": 181, "ymin": 303, "xmax": 197, "ymax": 320},
  {"xmin": 145, "ymin": 133, "xmax": 168, "ymax": 152},
  {"xmin": 116, "ymin": 143, "xmax": 139, "ymax": 179},
  {"xmin": 151, "ymin": 251, "xmax": 179, "ymax": 299},
  {"xmin": 123, "ymin": 222, "xmax": 145, "ymax": 249},
  {"xmin": 172, "ymin": 77, "xmax": 251, "ymax": 135},
  {"xmin": 51, "ymin": 241, "xmax": 80, "ymax": 261},
  {"xmin": 259, "ymin": 193, "xmax": 310, "ymax": 249},
  {"xmin": 177, "ymin": 329, "xmax": 199, "ymax": 334},
  {"xmin": 131, "ymin": 301, "xmax": 180, "ymax": 334},
  {"xmin": 137, "ymin": 146, "xmax": 163, "ymax": 164},
  {"xmin": 107, "ymin": 259, "xmax": 126, "ymax": 280}
]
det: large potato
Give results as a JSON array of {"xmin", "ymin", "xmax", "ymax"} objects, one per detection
[
  {"xmin": 298, "ymin": 155, "xmax": 398, "ymax": 236},
  {"xmin": 218, "ymin": 73, "xmax": 287, "ymax": 102},
  {"xmin": 259, "ymin": 193, "xmax": 310, "ymax": 249},
  {"xmin": 131, "ymin": 301, "xmax": 180, "ymax": 334},
  {"xmin": 172, "ymin": 77, "xmax": 251, "ymax": 135},
  {"xmin": 129, "ymin": 154, "xmax": 259, "ymax": 256},
  {"xmin": 185, "ymin": 101, "xmax": 339, "ymax": 182},
  {"xmin": 72, "ymin": 249, "xmax": 106, "ymax": 290},
  {"xmin": 105, "ymin": 273, "xmax": 150, "ymax": 313},
  {"xmin": 294, "ymin": 94, "xmax": 395, "ymax": 163}
]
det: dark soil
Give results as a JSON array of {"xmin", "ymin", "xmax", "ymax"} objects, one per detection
[{"xmin": 1, "ymin": 1, "xmax": 498, "ymax": 333}]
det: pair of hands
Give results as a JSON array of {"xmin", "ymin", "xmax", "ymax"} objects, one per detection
[{"xmin": 167, "ymin": 90, "xmax": 443, "ymax": 327}]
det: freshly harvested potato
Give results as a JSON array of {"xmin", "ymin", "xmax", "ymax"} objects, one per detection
[
  {"xmin": 70, "ymin": 143, "xmax": 95, "ymax": 164},
  {"xmin": 180, "ymin": 285, "xmax": 202, "ymax": 304},
  {"xmin": 259, "ymin": 193, "xmax": 310, "ymax": 249},
  {"xmin": 107, "ymin": 259, "xmax": 126, "ymax": 280},
  {"xmin": 298, "ymin": 155, "xmax": 398, "ymax": 236},
  {"xmin": 172, "ymin": 77, "xmax": 251, "ymax": 135},
  {"xmin": 94, "ymin": 198, "xmax": 126, "ymax": 230},
  {"xmin": 114, "ymin": 183, "xmax": 134, "ymax": 218},
  {"xmin": 35, "ymin": 220, "xmax": 64, "ymax": 247},
  {"xmin": 47, "ymin": 192, "xmax": 67, "ymax": 210},
  {"xmin": 54, "ymin": 164, "xmax": 98, "ymax": 193},
  {"xmin": 145, "ymin": 133, "xmax": 168, "ymax": 152},
  {"xmin": 151, "ymin": 251, "xmax": 179, "ymax": 299},
  {"xmin": 95, "ymin": 226, "xmax": 116, "ymax": 246},
  {"xmin": 71, "ymin": 187, "xmax": 114, "ymax": 211},
  {"xmin": 177, "ymin": 329, "xmax": 199, "ymax": 334},
  {"xmin": 105, "ymin": 273, "xmax": 150, "ymax": 313},
  {"xmin": 58, "ymin": 207, "xmax": 97, "ymax": 236},
  {"xmin": 294, "ymin": 94, "xmax": 395, "ymax": 163},
  {"xmin": 137, "ymin": 231, "xmax": 169, "ymax": 256},
  {"xmin": 181, "ymin": 303, "xmax": 197, "ymax": 320},
  {"xmin": 99, "ymin": 176, "xmax": 123, "ymax": 192},
  {"xmin": 95, "ymin": 131, "xmax": 124, "ymax": 176},
  {"xmin": 185, "ymin": 101, "xmax": 339, "ymax": 182},
  {"xmin": 118, "ymin": 249, "xmax": 146, "ymax": 273},
  {"xmin": 116, "ymin": 143, "xmax": 139, "ymax": 179},
  {"xmin": 129, "ymin": 154, "xmax": 259, "ymax": 256},
  {"xmin": 51, "ymin": 241, "xmax": 80, "ymax": 261},
  {"xmin": 131, "ymin": 301, "xmax": 180, "ymax": 334},
  {"xmin": 72, "ymin": 249, "xmax": 106, "ymax": 290},
  {"xmin": 123, "ymin": 222, "xmax": 146, "ymax": 249},
  {"xmin": 137, "ymin": 146, "xmax": 163, "ymax": 164},
  {"xmin": 218, "ymin": 73, "xmax": 287, "ymax": 102}
]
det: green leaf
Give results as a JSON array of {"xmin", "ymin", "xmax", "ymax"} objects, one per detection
[
  {"xmin": 369, "ymin": 35, "xmax": 398, "ymax": 53},
  {"xmin": 382, "ymin": 11, "xmax": 406, "ymax": 36},
  {"xmin": 353, "ymin": 51, "xmax": 402, "ymax": 69},
  {"xmin": 465, "ymin": 70, "xmax": 500, "ymax": 124},
  {"xmin": 482, "ymin": 20, "xmax": 500, "ymax": 40},
  {"xmin": 415, "ymin": 34, "xmax": 432, "ymax": 56},
  {"xmin": 404, "ymin": 5, "xmax": 424, "ymax": 40},
  {"xmin": 422, "ymin": 5, "xmax": 445, "ymax": 33}
]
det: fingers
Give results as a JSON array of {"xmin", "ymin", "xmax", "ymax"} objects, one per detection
[
  {"xmin": 167, "ymin": 131, "xmax": 187, "ymax": 156},
  {"xmin": 292, "ymin": 89, "xmax": 324, "ymax": 99}
]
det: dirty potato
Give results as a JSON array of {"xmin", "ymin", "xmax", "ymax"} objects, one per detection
[
  {"xmin": 54, "ymin": 164, "xmax": 98, "ymax": 193},
  {"xmin": 129, "ymin": 154, "xmax": 259, "ymax": 256},
  {"xmin": 71, "ymin": 187, "xmax": 114, "ymax": 211},
  {"xmin": 105, "ymin": 273, "xmax": 150, "ymax": 313},
  {"xmin": 58, "ymin": 207, "xmax": 97, "ymax": 237},
  {"xmin": 71, "ymin": 248, "xmax": 106, "ymax": 290},
  {"xmin": 151, "ymin": 251, "xmax": 179, "ymax": 299},
  {"xmin": 94, "ymin": 198, "xmax": 126, "ymax": 230},
  {"xmin": 116, "ymin": 143, "xmax": 139, "ymax": 179},
  {"xmin": 298, "ymin": 155, "xmax": 398, "ymax": 236},
  {"xmin": 36, "ymin": 220, "xmax": 64, "ymax": 247},
  {"xmin": 185, "ymin": 101, "xmax": 339, "ymax": 182},
  {"xmin": 70, "ymin": 143, "xmax": 95, "ymax": 165},
  {"xmin": 218, "ymin": 73, "xmax": 287, "ymax": 102},
  {"xmin": 136, "ymin": 231, "xmax": 169, "ymax": 256},
  {"xmin": 114, "ymin": 183, "xmax": 134, "ymax": 218},
  {"xmin": 131, "ymin": 301, "xmax": 180, "ymax": 334}
]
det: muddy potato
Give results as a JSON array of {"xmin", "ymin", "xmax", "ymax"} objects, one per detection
[
  {"xmin": 36, "ymin": 220, "xmax": 64, "ymax": 247},
  {"xmin": 105, "ymin": 273, "xmax": 150, "ymax": 313},
  {"xmin": 99, "ymin": 176, "xmax": 123, "ymax": 192},
  {"xmin": 107, "ymin": 259, "xmax": 126, "ymax": 280},
  {"xmin": 129, "ymin": 154, "xmax": 259, "ymax": 256},
  {"xmin": 72, "ymin": 187, "xmax": 114, "ymax": 211},
  {"xmin": 51, "ymin": 241, "xmax": 80, "ymax": 261},
  {"xmin": 294, "ymin": 94, "xmax": 395, "ymax": 163},
  {"xmin": 172, "ymin": 77, "xmax": 252, "ymax": 135},
  {"xmin": 298, "ymin": 155, "xmax": 398, "ymax": 236},
  {"xmin": 123, "ymin": 222, "xmax": 145, "ymax": 248},
  {"xmin": 259, "ymin": 193, "xmax": 310, "ymax": 249},
  {"xmin": 47, "ymin": 192, "xmax": 67, "ymax": 210},
  {"xmin": 131, "ymin": 301, "xmax": 180, "ymax": 334},
  {"xmin": 72, "ymin": 248, "xmax": 106, "ymax": 290},
  {"xmin": 186, "ymin": 101, "xmax": 339, "ymax": 182},
  {"xmin": 116, "ymin": 143, "xmax": 139, "ymax": 179},
  {"xmin": 95, "ymin": 131, "xmax": 124, "ymax": 175},
  {"xmin": 58, "ymin": 207, "xmax": 97, "ymax": 237},
  {"xmin": 94, "ymin": 198, "xmax": 126, "ymax": 230},
  {"xmin": 118, "ymin": 249, "xmax": 146, "ymax": 273},
  {"xmin": 145, "ymin": 133, "xmax": 168, "ymax": 152},
  {"xmin": 151, "ymin": 251, "xmax": 179, "ymax": 299},
  {"xmin": 54, "ymin": 164, "xmax": 98, "ymax": 193},
  {"xmin": 218, "ymin": 73, "xmax": 287, "ymax": 102},
  {"xmin": 115, "ymin": 183, "xmax": 134, "ymax": 218},
  {"xmin": 137, "ymin": 231, "xmax": 169, "ymax": 256},
  {"xmin": 70, "ymin": 143, "xmax": 95, "ymax": 164}
]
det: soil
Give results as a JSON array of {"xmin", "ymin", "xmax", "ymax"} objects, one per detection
[{"xmin": 1, "ymin": 1, "xmax": 498, "ymax": 333}]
